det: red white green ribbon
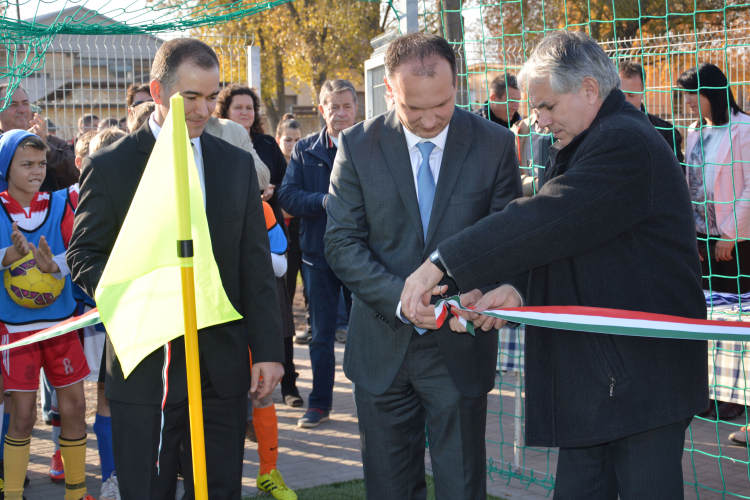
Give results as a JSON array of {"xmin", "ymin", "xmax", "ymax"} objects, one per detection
[
  {"xmin": 0, "ymin": 308, "xmax": 102, "ymax": 351},
  {"xmin": 435, "ymin": 295, "xmax": 750, "ymax": 340}
]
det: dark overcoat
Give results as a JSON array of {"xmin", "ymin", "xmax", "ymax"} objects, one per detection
[{"xmin": 439, "ymin": 89, "xmax": 708, "ymax": 448}]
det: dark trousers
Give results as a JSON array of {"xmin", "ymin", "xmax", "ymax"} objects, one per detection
[
  {"xmin": 302, "ymin": 263, "xmax": 352, "ymax": 411},
  {"xmin": 554, "ymin": 418, "xmax": 691, "ymax": 500},
  {"xmin": 286, "ymin": 218, "xmax": 310, "ymax": 328},
  {"xmin": 281, "ymin": 336, "xmax": 297, "ymax": 393},
  {"xmin": 355, "ymin": 330, "xmax": 488, "ymax": 500},
  {"xmin": 110, "ymin": 377, "xmax": 246, "ymax": 500},
  {"xmin": 698, "ymin": 234, "xmax": 750, "ymax": 293},
  {"xmin": 285, "ymin": 218, "xmax": 303, "ymax": 303}
]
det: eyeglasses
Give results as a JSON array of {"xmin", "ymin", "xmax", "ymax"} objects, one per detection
[{"xmin": 131, "ymin": 99, "xmax": 154, "ymax": 107}]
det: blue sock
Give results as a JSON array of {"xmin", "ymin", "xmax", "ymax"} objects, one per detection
[
  {"xmin": 93, "ymin": 413, "xmax": 115, "ymax": 481},
  {"xmin": 0, "ymin": 415, "xmax": 9, "ymax": 460}
]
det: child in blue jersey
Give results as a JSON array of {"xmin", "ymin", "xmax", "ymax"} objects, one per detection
[{"xmin": 0, "ymin": 129, "xmax": 93, "ymax": 500}]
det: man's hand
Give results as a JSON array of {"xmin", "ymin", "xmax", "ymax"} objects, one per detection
[
  {"xmin": 448, "ymin": 289, "xmax": 483, "ymax": 333},
  {"xmin": 261, "ymin": 183, "xmax": 275, "ymax": 202},
  {"xmin": 453, "ymin": 285, "xmax": 522, "ymax": 332},
  {"xmin": 27, "ymin": 113, "xmax": 48, "ymax": 144},
  {"xmin": 715, "ymin": 238, "xmax": 735, "ymax": 262},
  {"xmin": 250, "ymin": 361, "xmax": 284, "ymax": 400},
  {"xmin": 401, "ymin": 260, "xmax": 445, "ymax": 323},
  {"xmin": 29, "ymin": 236, "xmax": 59, "ymax": 274},
  {"xmin": 405, "ymin": 284, "xmax": 448, "ymax": 330}
]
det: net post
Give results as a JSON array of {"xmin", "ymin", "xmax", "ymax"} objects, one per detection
[
  {"xmin": 514, "ymin": 370, "xmax": 522, "ymax": 474},
  {"xmin": 398, "ymin": 0, "xmax": 418, "ymax": 34},
  {"xmin": 246, "ymin": 44, "xmax": 261, "ymax": 100}
]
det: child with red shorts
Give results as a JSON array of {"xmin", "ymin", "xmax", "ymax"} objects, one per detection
[{"xmin": 0, "ymin": 130, "xmax": 92, "ymax": 500}]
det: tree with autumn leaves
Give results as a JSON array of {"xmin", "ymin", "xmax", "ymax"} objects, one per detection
[
  {"xmin": 185, "ymin": 0, "xmax": 383, "ymax": 131},
  {"xmin": 479, "ymin": 0, "xmax": 747, "ymax": 43},
  {"xmin": 162, "ymin": 0, "xmax": 747, "ymax": 131}
]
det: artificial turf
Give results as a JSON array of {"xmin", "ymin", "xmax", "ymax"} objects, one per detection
[{"xmin": 243, "ymin": 474, "xmax": 507, "ymax": 499}]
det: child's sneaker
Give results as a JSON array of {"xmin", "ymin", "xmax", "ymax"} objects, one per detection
[
  {"xmin": 100, "ymin": 472, "xmax": 120, "ymax": 500},
  {"xmin": 257, "ymin": 469, "xmax": 297, "ymax": 500},
  {"xmin": 49, "ymin": 450, "xmax": 64, "ymax": 482}
]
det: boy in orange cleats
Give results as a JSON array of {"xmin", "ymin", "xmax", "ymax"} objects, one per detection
[{"xmin": 253, "ymin": 202, "xmax": 297, "ymax": 500}]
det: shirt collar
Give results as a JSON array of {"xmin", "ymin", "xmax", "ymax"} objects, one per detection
[
  {"xmin": 323, "ymin": 129, "xmax": 337, "ymax": 149},
  {"xmin": 403, "ymin": 123, "xmax": 450, "ymax": 152},
  {"xmin": 149, "ymin": 112, "xmax": 202, "ymax": 154}
]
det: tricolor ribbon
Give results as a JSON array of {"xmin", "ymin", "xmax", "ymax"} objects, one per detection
[
  {"xmin": 435, "ymin": 295, "xmax": 750, "ymax": 340},
  {"xmin": 0, "ymin": 308, "xmax": 102, "ymax": 351}
]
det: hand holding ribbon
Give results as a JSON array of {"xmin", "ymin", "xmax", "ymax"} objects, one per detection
[
  {"xmin": 448, "ymin": 286, "xmax": 522, "ymax": 333},
  {"xmin": 401, "ymin": 259, "xmax": 446, "ymax": 323}
]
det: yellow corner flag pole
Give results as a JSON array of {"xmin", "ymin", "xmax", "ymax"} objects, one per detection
[{"xmin": 170, "ymin": 94, "xmax": 209, "ymax": 500}]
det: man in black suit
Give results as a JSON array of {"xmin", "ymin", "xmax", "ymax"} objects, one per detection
[
  {"xmin": 324, "ymin": 33, "xmax": 521, "ymax": 499},
  {"xmin": 67, "ymin": 38, "xmax": 284, "ymax": 499},
  {"xmin": 402, "ymin": 31, "xmax": 707, "ymax": 499},
  {"xmin": 474, "ymin": 73, "xmax": 522, "ymax": 129},
  {"xmin": 618, "ymin": 60, "xmax": 685, "ymax": 167}
]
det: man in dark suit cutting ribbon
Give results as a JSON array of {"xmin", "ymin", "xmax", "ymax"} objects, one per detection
[{"xmin": 324, "ymin": 33, "xmax": 522, "ymax": 499}]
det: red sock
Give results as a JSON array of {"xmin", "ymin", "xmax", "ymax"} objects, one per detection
[{"xmin": 253, "ymin": 405, "xmax": 278, "ymax": 475}]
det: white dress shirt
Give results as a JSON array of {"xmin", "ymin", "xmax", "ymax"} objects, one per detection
[
  {"xmin": 403, "ymin": 124, "xmax": 450, "ymax": 202},
  {"xmin": 396, "ymin": 124, "xmax": 450, "ymax": 323},
  {"xmin": 149, "ymin": 113, "xmax": 206, "ymax": 207}
]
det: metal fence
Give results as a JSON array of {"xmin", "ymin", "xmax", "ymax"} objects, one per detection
[{"xmin": 5, "ymin": 33, "xmax": 251, "ymax": 142}]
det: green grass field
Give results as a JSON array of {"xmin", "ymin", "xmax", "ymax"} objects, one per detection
[{"xmin": 243, "ymin": 475, "xmax": 507, "ymax": 499}]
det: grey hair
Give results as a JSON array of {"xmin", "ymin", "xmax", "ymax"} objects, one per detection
[
  {"xmin": 518, "ymin": 31, "xmax": 619, "ymax": 100},
  {"xmin": 319, "ymin": 79, "xmax": 357, "ymax": 106}
]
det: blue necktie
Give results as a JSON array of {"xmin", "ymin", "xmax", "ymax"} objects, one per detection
[
  {"xmin": 415, "ymin": 141, "xmax": 437, "ymax": 335},
  {"xmin": 416, "ymin": 141, "xmax": 437, "ymax": 242}
]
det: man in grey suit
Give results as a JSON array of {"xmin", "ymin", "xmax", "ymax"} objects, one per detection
[{"xmin": 324, "ymin": 33, "xmax": 522, "ymax": 499}]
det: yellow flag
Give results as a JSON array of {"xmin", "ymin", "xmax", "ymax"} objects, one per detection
[{"xmin": 94, "ymin": 104, "xmax": 242, "ymax": 377}]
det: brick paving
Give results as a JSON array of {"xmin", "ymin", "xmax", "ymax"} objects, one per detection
[{"xmin": 19, "ymin": 285, "xmax": 750, "ymax": 499}]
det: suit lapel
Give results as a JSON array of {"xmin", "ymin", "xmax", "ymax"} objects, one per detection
[
  {"xmin": 135, "ymin": 120, "xmax": 156, "ymax": 157},
  {"xmin": 424, "ymin": 109, "xmax": 472, "ymax": 251},
  {"xmin": 199, "ymin": 132, "xmax": 222, "ymax": 232},
  {"xmin": 380, "ymin": 110, "xmax": 424, "ymax": 239}
]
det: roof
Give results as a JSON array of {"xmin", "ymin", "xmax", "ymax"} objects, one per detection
[{"xmin": 23, "ymin": 6, "xmax": 164, "ymax": 51}]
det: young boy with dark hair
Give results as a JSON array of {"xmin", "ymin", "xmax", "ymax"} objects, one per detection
[{"xmin": 0, "ymin": 129, "xmax": 93, "ymax": 500}]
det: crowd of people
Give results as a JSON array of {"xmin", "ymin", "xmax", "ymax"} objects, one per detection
[{"xmin": 0, "ymin": 29, "xmax": 746, "ymax": 500}]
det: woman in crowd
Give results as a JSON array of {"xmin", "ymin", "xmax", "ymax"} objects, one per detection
[
  {"xmin": 275, "ymin": 115, "xmax": 310, "ymax": 344},
  {"xmin": 276, "ymin": 114, "xmax": 302, "ymax": 163},
  {"xmin": 678, "ymin": 63, "xmax": 750, "ymax": 438},
  {"xmin": 214, "ymin": 85, "xmax": 299, "ymax": 499}
]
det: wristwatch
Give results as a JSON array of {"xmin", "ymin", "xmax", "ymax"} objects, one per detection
[{"xmin": 429, "ymin": 250, "xmax": 447, "ymax": 274}]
